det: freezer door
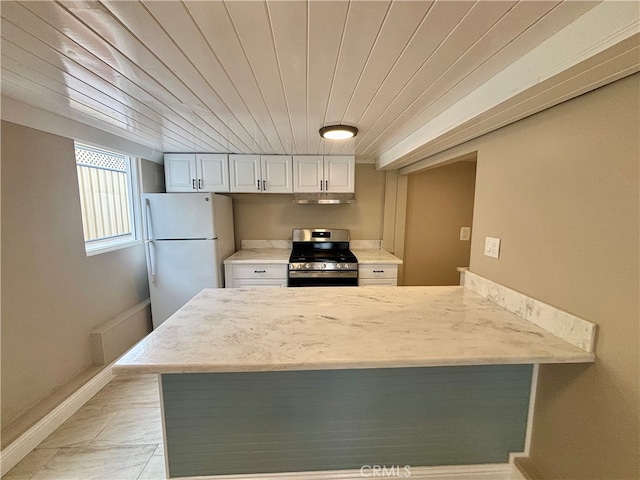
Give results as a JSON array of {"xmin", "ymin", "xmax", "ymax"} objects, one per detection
[
  {"xmin": 143, "ymin": 193, "xmax": 217, "ymax": 240},
  {"xmin": 147, "ymin": 239, "xmax": 220, "ymax": 329}
]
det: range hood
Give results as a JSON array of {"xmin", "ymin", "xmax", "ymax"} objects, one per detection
[{"xmin": 293, "ymin": 192, "xmax": 356, "ymax": 204}]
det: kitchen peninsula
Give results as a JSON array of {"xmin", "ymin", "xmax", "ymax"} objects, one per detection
[{"xmin": 114, "ymin": 285, "xmax": 595, "ymax": 478}]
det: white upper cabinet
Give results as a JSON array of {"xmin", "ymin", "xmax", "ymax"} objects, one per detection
[
  {"xmin": 165, "ymin": 153, "xmax": 352, "ymax": 194},
  {"xmin": 293, "ymin": 155, "xmax": 355, "ymax": 193},
  {"xmin": 198, "ymin": 154, "xmax": 230, "ymax": 192},
  {"xmin": 325, "ymin": 156, "xmax": 355, "ymax": 193},
  {"xmin": 165, "ymin": 153, "xmax": 229, "ymax": 192},
  {"xmin": 292, "ymin": 156, "xmax": 324, "ymax": 193},
  {"xmin": 165, "ymin": 153, "xmax": 197, "ymax": 192},
  {"xmin": 230, "ymin": 155, "xmax": 293, "ymax": 193},
  {"xmin": 261, "ymin": 155, "xmax": 293, "ymax": 193},
  {"xmin": 229, "ymin": 155, "xmax": 260, "ymax": 193}
]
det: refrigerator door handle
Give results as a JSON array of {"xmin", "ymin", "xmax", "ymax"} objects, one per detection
[
  {"xmin": 146, "ymin": 240, "xmax": 157, "ymax": 280},
  {"xmin": 145, "ymin": 199, "xmax": 154, "ymax": 241}
]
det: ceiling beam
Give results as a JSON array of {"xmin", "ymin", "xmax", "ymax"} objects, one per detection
[{"xmin": 377, "ymin": 1, "xmax": 640, "ymax": 170}]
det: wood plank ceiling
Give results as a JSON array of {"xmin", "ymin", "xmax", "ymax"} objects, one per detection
[{"xmin": 0, "ymin": 1, "xmax": 638, "ymax": 168}]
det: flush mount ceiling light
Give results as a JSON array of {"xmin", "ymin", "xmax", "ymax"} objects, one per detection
[{"xmin": 319, "ymin": 125, "xmax": 358, "ymax": 140}]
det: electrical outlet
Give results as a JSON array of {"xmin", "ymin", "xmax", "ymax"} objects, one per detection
[
  {"xmin": 484, "ymin": 236, "xmax": 501, "ymax": 259},
  {"xmin": 460, "ymin": 227, "xmax": 471, "ymax": 241}
]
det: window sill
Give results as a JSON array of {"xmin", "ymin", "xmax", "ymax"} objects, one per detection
[{"xmin": 85, "ymin": 239, "xmax": 142, "ymax": 257}]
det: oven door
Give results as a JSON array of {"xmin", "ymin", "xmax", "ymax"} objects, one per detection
[{"xmin": 288, "ymin": 270, "xmax": 358, "ymax": 287}]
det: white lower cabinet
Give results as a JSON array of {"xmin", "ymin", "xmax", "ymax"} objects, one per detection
[
  {"xmin": 225, "ymin": 263, "xmax": 287, "ymax": 288},
  {"xmin": 226, "ymin": 262, "xmax": 397, "ymax": 287},
  {"xmin": 358, "ymin": 264, "xmax": 398, "ymax": 286}
]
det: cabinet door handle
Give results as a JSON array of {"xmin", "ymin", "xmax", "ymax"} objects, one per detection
[
  {"xmin": 192, "ymin": 179, "xmax": 196, "ymax": 190},
  {"xmin": 373, "ymin": 270, "xmax": 385, "ymax": 273},
  {"xmin": 320, "ymin": 180, "xmax": 323, "ymax": 191},
  {"xmin": 257, "ymin": 180, "xmax": 261, "ymax": 191},
  {"xmin": 325, "ymin": 180, "xmax": 328, "ymax": 191},
  {"xmin": 254, "ymin": 270, "xmax": 266, "ymax": 273},
  {"xmin": 198, "ymin": 179, "xmax": 202, "ymax": 189},
  {"xmin": 263, "ymin": 180, "xmax": 266, "ymax": 191}
]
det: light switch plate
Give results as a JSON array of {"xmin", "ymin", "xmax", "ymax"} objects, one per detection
[
  {"xmin": 460, "ymin": 227, "xmax": 471, "ymax": 241},
  {"xmin": 484, "ymin": 236, "xmax": 501, "ymax": 258}
]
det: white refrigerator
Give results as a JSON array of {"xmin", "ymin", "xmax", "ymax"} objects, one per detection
[{"xmin": 142, "ymin": 193, "xmax": 235, "ymax": 329}]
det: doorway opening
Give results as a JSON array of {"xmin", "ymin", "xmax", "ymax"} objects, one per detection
[{"xmin": 403, "ymin": 154, "xmax": 477, "ymax": 286}]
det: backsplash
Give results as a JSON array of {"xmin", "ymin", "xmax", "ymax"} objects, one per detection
[
  {"xmin": 350, "ymin": 240, "xmax": 382, "ymax": 250},
  {"xmin": 240, "ymin": 240, "xmax": 383, "ymax": 250},
  {"xmin": 241, "ymin": 240, "xmax": 292, "ymax": 249},
  {"xmin": 462, "ymin": 270, "xmax": 596, "ymax": 353}
]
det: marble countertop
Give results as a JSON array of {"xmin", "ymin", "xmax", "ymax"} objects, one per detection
[
  {"xmin": 352, "ymin": 248, "xmax": 403, "ymax": 264},
  {"xmin": 224, "ymin": 249, "xmax": 290, "ymax": 264},
  {"xmin": 224, "ymin": 248, "xmax": 402, "ymax": 265},
  {"xmin": 114, "ymin": 286, "xmax": 594, "ymax": 375}
]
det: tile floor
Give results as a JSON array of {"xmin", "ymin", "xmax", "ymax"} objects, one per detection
[{"xmin": 3, "ymin": 374, "xmax": 166, "ymax": 480}]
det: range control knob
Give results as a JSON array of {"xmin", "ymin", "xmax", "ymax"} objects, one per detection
[{"xmin": 321, "ymin": 263, "xmax": 327, "ymax": 269}]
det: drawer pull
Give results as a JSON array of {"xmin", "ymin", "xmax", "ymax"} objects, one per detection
[
  {"xmin": 254, "ymin": 270, "xmax": 266, "ymax": 273},
  {"xmin": 373, "ymin": 270, "xmax": 385, "ymax": 273}
]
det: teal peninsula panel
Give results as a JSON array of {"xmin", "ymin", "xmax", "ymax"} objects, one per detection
[{"xmin": 161, "ymin": 364, "xmax": 532, "ymax": 478}]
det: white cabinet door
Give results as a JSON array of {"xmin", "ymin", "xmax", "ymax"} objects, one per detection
[
  {"xmin": 197, "ymin": 154, "xmax": 229, "ymax": 192},
  {"xmin": 293, "ymin": 155, "xmax": 323, "ymax": 192},
  {"xmin": 229, "ymin": 155, "xmax": 261, "ymax": 193},
  {"xmin": 325, "ymin": 156, "xmax": 355, "ymax": 193},
  {"xmin": 225, "ymin": 263, "xmax": 288, "ymax": 288},
  {"xmin": 358, "ymin": 264, "xmax": 398, "ymax": 287},
  {"xmin": 233, "ymin": 279, "xmax": 287, "ymax": 288},
  {"xmin": 165, "ymin": 154, "xmax": 197, "ymax": 192},
  {"xmin": 261, "ymin": 155, "xmax": 292, "ymax": 193}
]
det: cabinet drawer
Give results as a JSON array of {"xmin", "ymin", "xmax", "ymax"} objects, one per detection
[
  {"xmin": 233, "ymin": 264, "xmax": 287, "ymax": 279},
  {"xmin": 358, "ymin": 264, "xmax": 398, "ymax": 279},
  {"xmin": 359, "ymin": 278, "xmax": 397, "ymax": 287},
  {"xmin": 234, "ymin": 278, "xmax": 287, "ymax": 288}
]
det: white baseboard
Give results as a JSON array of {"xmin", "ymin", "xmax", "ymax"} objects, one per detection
[
  {"xmin": 509, "ymin": 453, "xmax": 531, "ymax": 480},
  {"xmin": 511, "ymin": 464, "xmax": 530, "ymax": 480},
  {"xmin": 0, "ymin": 364, "xmax": 115, "ymax": 475},
  {"xmin": 177, "ymin": 463, "xmax": 513, "ymax": 480}
]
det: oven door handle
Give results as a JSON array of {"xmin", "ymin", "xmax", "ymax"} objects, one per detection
[{"xmin": 288, "ymin": 271, "xmax": 358, "ymax": 278}]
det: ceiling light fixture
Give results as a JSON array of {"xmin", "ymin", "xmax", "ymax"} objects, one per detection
[{"xmin": 319, "ymin": 125, "xmax": 358, "ymax": 140}]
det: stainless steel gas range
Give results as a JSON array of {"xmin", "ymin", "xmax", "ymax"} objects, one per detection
[{"xmin": 288, "ymin": 228, "xmax": 358, "ymax": 287}]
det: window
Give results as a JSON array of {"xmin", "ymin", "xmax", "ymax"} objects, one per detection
[{"xmin": 75, "ymin": 144, "xmax": 139, "ymax": 254}]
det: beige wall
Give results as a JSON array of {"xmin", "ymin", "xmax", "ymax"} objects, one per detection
[
  {"xmin": 401, "ymin": 74, "xmax": 639, "ymax": 479},
  {"xmin": 1, "ymin": 122, "xmax": 150, "ymax": 426},
  {"xmin": 231, "ymin": 163, "xmax": 385, "ymax": 249},
  {"xmin": 140, "ymin": 159, "xmax": 165, "ymax": 193},
  {"xmin": 403, "ymin": 161, "xmax": 476, "ymax": 286}
]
